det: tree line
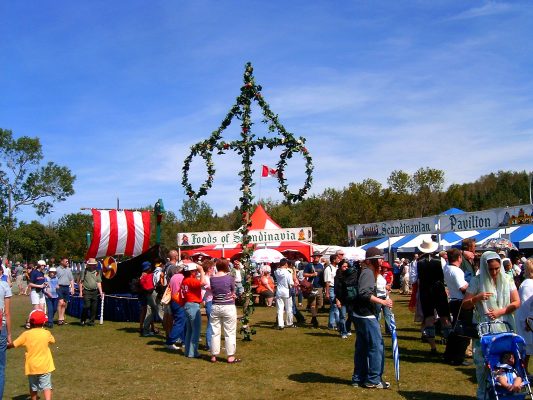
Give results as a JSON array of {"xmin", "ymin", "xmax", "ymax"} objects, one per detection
[{"xmin": 6, "ymin": 168, "xmax": 530, "ymax": 262}]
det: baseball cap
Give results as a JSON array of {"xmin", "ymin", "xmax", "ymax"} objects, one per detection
[{"xmin": 29, "ymin": 310, "xmax": 48, "ymax": 325}]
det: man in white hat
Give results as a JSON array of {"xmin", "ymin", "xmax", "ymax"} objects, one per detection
[{"xmin": 416, "ymin": 238, "xmax": 451, "ymax": 354}]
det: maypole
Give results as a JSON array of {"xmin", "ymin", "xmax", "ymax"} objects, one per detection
[{"xmin": 181, "ymin": 62, "xmax": 313, "ymax": 340}]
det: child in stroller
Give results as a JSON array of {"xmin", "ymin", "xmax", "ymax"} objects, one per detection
[
  {"xmin": 494, "ymin": 352, "xmax": 523, "ymax": 393},
  {"xmin": 479, "ymin": 321, "xmax": 532, "ymax": 400}
]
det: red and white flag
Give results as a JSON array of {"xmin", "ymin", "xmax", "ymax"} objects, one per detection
[
  {"xmin": 261, "ymin": 165, "xmax": 278, "ymax": 178},
  {"xmin": 86, "ymin": 209, "xmax": 151, "ymax": 259}
]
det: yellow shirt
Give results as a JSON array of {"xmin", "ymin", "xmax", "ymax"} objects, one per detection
[{"xmin": 13, "ymin": 328, "xmax": 55, "ymax": 375}]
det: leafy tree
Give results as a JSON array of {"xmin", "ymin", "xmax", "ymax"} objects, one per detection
[
  {"xmin": 0, "ymin": 129, "xmax": 75, "ymax": 256},
  {"xmin": 54, "ymin": 213, "xmax": 93, "ymax": 260},
  {"xmin": 179, "ymin": 198, "xmax": 216, "ymax": 231},
  {"xmin": 387, "ymin": 170, "xmax": 411, "ymax": 195},
  {"xmin": 10, "ymin": 220, "xmax": 58, "ymax": 262}
]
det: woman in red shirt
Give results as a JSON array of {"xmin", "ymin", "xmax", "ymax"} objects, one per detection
[{"xmin": 181, "ymin": 263, "xmax": 206, "ymax": 358}]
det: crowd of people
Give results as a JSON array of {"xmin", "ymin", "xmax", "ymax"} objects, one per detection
[{"xmin": 1, "ymin": 240, "xmax": 532, "ymax": 399}]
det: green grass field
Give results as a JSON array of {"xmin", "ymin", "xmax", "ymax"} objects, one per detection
[{"xmin": 4, "ymin": 293, "xmax": 481, "ymax": 400}]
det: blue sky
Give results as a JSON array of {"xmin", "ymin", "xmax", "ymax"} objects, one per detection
[{"xmin": 1, "ymin": 1, "xmax": 532, "ymax": 224}]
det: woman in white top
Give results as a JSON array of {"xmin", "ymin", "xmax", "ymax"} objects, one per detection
[{"xmin": 516, "ymin": 258, "xmax": 533, "ymax": 375}]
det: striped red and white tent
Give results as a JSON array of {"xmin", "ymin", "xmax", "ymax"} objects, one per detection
[{"xmin": 86, "ymin": 209, "xmax": 151, "ymax": 259}]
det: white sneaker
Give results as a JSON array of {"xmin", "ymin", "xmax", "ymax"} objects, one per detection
[
  {"xmin": 341, "ymin": 334, "xmax": 348, "ymax": 339},
  {"xmin": 166, "ymin": 344, "xmax": 180, "ymax": 351},
  {"xmin": 346, "ymin": 332, "xmax": 352, "ymax": 336}
]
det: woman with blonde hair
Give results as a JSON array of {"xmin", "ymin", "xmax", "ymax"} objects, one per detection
[
  {"xmin": 463, "ymin": 251, "xmax": 520, "ymax": 400},
  {"xmin": 516, "ymin": 258, "xmax": 533, "ymax": 375}
]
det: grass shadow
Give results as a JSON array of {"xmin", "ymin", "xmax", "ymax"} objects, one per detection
[
  {"xmin": 304, "ymin": 331, "xmax": 340, "ymax": 338},
  {"xmin": 399, "ymin": 390, "xmax": 472, "ymax": 400},
  {"xmin": 456, "ymin": 366, "xmax": 477, "ymax": 384},
  {"xmin": 12, "ymin": 395, "xmax": 30, "ymax": 400},
  {"xmin": 396, "ymin": 334, "xmax": 424, "ymax": 342},
  {"xmin": 288, "ymin": 372, "xmax": 352, "ymax": 385},
  {"xmin": 396, "ymin": 347, "xmax": 446, "ymax": 364},
  {"xmin": 116, "ymin": 327, "xmax": 140, "ymax": 334},
  {"xmin": 253, "ymin": 320, "xmax": 277, "ymax": 329}
]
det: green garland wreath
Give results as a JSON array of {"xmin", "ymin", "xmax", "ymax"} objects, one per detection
[{"xmin": 181, "ymin": 62, "xmax": 313, "ymax": 203}]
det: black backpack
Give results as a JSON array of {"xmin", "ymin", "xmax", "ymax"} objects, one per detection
[{"xmin": 342, "ymin": 264, "xmax": 361, "ymax": 306}]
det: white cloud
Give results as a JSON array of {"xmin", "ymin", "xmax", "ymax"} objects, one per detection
[{"xmin": 448, "ymin": 2, "xmax": 514, "ymax": 21}]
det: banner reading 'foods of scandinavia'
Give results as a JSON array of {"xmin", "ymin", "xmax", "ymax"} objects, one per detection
[
  {"xmin": 438, "ymin": 205, "xmax": 533, "ymax": 233},
  {"xmin": 177, "ymin": 227, "xmax": 313, "ymax": 246},
  {"xmin": 348, "ymin": 216, "xmax": 437, "ymax": 239}
]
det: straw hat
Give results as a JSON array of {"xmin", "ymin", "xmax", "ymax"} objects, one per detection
[{"xmin": 417, "ymin": 238, "xmax": 438, "ymax": 254}]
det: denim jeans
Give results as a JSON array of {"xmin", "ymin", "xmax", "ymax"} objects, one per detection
[
  {"xmin": 205, "ymin": 300, "xmax": 213, "ymax": 351},
  {"xmin": 345, "ymin": 305, "xmax": 353, "ymax": 333},
  {"xmin": 0, "ymin": 324, "xmax": 7, "ymax": 399},
  {"xmin": 376, "ymin": 301, "xmax": 392, "ymax": 334},
  {"xmin": 352, "ymin": 316, "xmax": 384, "ymax": 386},
  {"xmin": 184, "ymin": 302, "xmax": 202, "ymax": 358},
  {"xmin": 166, "ymin": 301, "xmax": 186, "ymax": 345},
  {"xmin": 45, "ymin": 297, "xmax": 59, "ymax": 326},
  {"xmin": 338, "ymin": 305, "xmax": 348, "ymax": 335},
  {"xmin": 328, "ymin": 287, "xmax": 339, "ymax": 328}
]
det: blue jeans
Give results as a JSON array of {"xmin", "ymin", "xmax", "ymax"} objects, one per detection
[
  {"xmin": 166, "ymin": 301, "xmax": 186, "ymax": 345},
  {"xmin": 184, "ymin": 302, "xmax": 202, "ymax": 358},
  {"xmin": 205, "ymin": 300, "xmax": 212, "ymax": 351},
  {"xmin": 0, "ymin": 324, "xmax": 7, "ymax": 399},
  {"xmin": 328, "ymin": 288, "xmax": 339, "ymax": 328},
  {"xmin": 376, "ymin": 302, "xmax": 392, "ymax": 334},
  {"xmin": 45, "ymin": 297, "xmax": 59, "ymax": 326},
  {"xmin": 352, "ymin": 316, "xmax": 384, "ymax": 386},
  {"xmin": 338, "ymin": 305, "xmax": 348, "ymax": 335}
]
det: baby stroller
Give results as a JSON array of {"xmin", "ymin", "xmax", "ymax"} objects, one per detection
[{"xmin": 479, "ymin": 321, "xmax": 533, "ymax": 400}]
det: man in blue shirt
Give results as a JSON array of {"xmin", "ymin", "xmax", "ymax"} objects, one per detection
[{"xmin": 303, "ymin": 251, "xmax": 325, "ymax": 328}]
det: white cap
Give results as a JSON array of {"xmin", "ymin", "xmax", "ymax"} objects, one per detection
[{"xmin": 37, "ymin": 260, "xmax": 46, "ymax": 266}]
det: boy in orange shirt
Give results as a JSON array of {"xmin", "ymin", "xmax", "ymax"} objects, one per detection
[{"xmin": 8, "ymin": 310, "xmax": 55, "ymax": 400}]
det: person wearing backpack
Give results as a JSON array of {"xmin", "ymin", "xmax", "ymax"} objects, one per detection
[
  {"xmin": 334, "ymin": 259, "xmax": 353, "ymax": 339},
  {"xmin": 324, "ymin": 253, "xmax": 340, "ymax": 330},
  {"xmin": 352, "ymin": 247, "xmax": 393, "ymax": 390},
  {"xmin": 152, "ymin": 259, "xmax": 166, "ymax": 324}
]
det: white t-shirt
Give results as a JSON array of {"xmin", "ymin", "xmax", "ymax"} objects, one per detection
[
  {"xmin": 274, "ymin": 268, "xmax": 293, "ymax": 298},
  {"xmin": 443, "ymin": 264, "xmax": 468, "ymax": 300},
  {"xmin": 376, "ymin": 274, "xmax": 388, "ymax": 298},
  {"xmin": 323, "ymin": 264, "xmax": 338, "ymax": 286}
]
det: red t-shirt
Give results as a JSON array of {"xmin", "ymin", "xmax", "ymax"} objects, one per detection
[
  {"xmin": 382, "ymin": 270, "xmax": 393, "ymax": 285},
  {"xmin": 181, "ymin": 276, "xmax": 203, "ymax": 303}
]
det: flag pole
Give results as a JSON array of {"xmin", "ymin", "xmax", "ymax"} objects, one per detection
[{"xmin": 259, "ymin": 175, "xmax": 262, "ymax": 203}]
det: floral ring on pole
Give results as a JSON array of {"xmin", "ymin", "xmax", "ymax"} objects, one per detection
[
  {"xmin": 182, "ymin": 141, "xmax": 216, "ymax": 199},
  {"xmin": 275, "ymin": 141, "xmax": 313, "ymax": 203}
]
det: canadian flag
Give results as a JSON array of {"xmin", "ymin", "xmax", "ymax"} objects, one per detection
[{"xmin": 261, "ymin": 165, "xmax": 278, "ymax": 178}]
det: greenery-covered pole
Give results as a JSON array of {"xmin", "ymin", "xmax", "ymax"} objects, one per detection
[
  {"xmin": 182, "ymin": 62, "xmax": 313, "ymax": 340},
  {"xmin": 154, "ymin": 198, "xmax": 165, "ymax": 245}
]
